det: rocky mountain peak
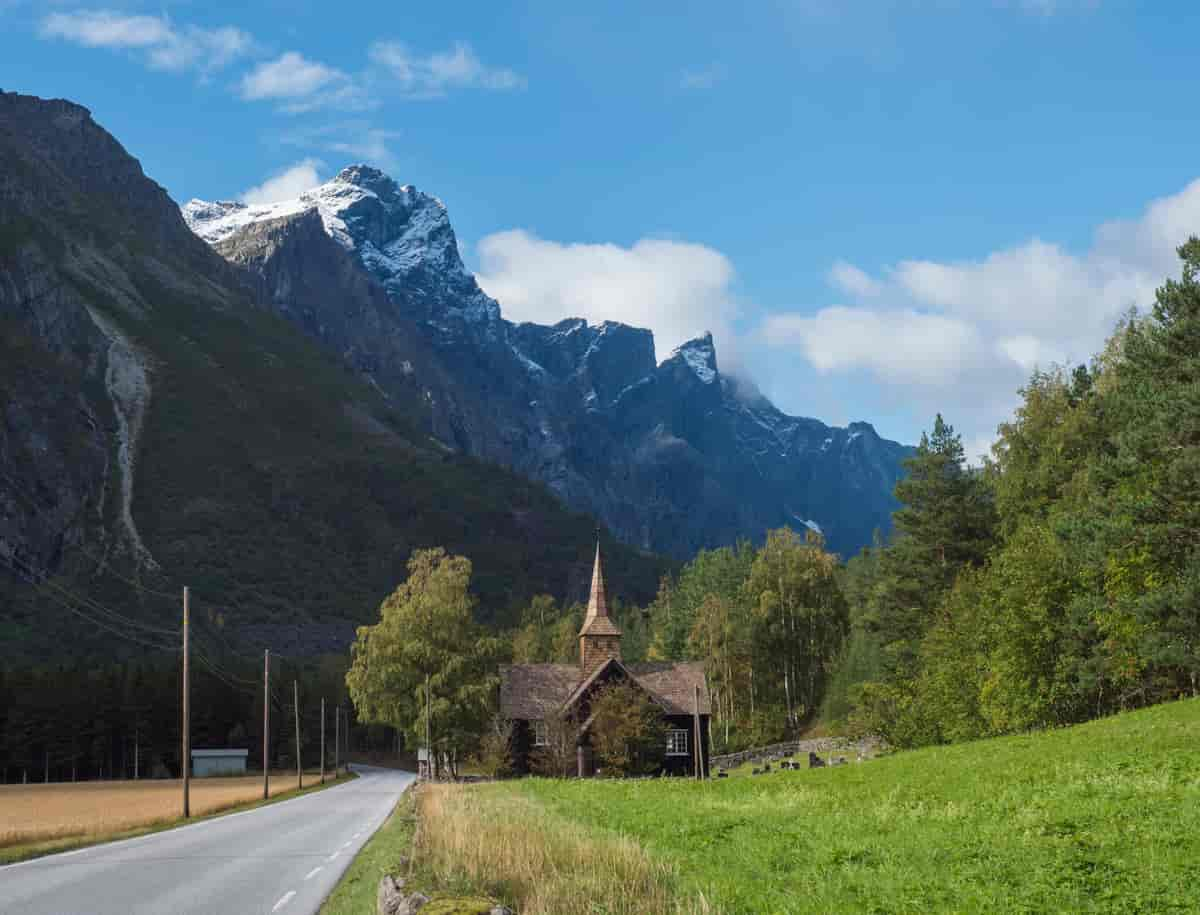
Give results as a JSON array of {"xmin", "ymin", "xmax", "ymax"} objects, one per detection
[
  {"xmin": 667, "ymin": 331, "xmax": 719, "ymax": 384},
  {"xmin": 334, "ymin": 164, "xmax": 396, "ymax": 194}
]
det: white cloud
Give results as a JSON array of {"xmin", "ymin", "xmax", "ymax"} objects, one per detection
[
  {"xmin": 475, "ymin": 230, "xmax": 738, "ymax": 360},
  {"xmin": 148, "ymin": 25, "xmax": 253, "ymax": 73},
  {"xmin": 240, "ymin": 158, "xmax": 324, "ymax": 205},
  {"xmin": 679, "ymin": 64, "xmax": 725, "ymax": 90},
  {"xmin": 761, "ymin": 176, "xmax": 1200, "ymax": 452},
  {"xmin": 828, "ymin": 260, "xmax": 882, "ymax": 297},
  {"xmin": 761, "ymin": 307, "xmax": 984, "ymax": 387},
  {"xmin": 39, "ymin": 10, "xmax": 252, "ymax": 74},
  {"xmin": 239, "ymin": 51, "xmax": 343, "ymax": 100},
  {"xmin": 41, "ymin": 10, "xmax": 171, "ymax": 47},
  {"xmin": 369, "ymin": 40, "xmax": 526, "ymax": 97}
]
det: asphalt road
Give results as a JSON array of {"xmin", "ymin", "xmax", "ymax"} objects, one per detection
[{"xmin": 0, "ymin": 765, "xmax": 415, "ymax": 915}]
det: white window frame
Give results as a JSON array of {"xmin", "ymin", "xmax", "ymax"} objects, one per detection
[
  {"xmin": 666, "ymin": 729, "xmax": 689, "ymax": 756},
  {"xmin": 532, "ymin": 719, "xmax": 548, "ymax": 747}
]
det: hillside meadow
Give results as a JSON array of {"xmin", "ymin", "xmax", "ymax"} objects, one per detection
[{"xmin": 399, "ymin": 697, "xmax": 1200, "ymax": 914}]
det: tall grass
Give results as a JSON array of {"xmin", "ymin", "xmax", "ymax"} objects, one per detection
[{"xmin": 415, "ymin": 783, "xmax": 716, "ymax": 915}]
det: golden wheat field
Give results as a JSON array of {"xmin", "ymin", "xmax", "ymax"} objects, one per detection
[{"xmin": 0, "ymin": 772, "xmax": 326, "ymax": 848}]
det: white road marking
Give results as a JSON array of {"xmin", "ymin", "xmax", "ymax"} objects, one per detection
[
  {"xmin": 327, "ymin": 851, "xmax": 340, "ymax": 862},
  {"xmin": 272, "ymin": 890, "xmax": 296, "ymax": 912},
  {"xmin": 341, "ymin": 840, "xmax": 352, "ymax": 849},
  {"xmin": 353, "ymin": 832, "xmax": 361, "ymax": 838},
  {"xmin": 304, "ymin": 867, "xmax": 322, "ymax": 881}
]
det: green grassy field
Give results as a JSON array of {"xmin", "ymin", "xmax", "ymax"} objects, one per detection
[{"xmin": 455, "ymin": 698, "xmax": 1200, "ymax": 913}]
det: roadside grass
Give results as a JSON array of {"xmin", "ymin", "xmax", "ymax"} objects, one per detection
[
  {"xmin": 409, "ymin": 782, "xmax": 711, "ymax": 915},
  {"xmin": 319, "ymin": 789, "xmax": 418, "ymax": 915},
  {"xmin": 320, "ymin": 787, "xmax": 501, "ymax": 915},
  {"xmin": 0, "ymin": 769, "xmax": 355, "ymax": 865},
  {"xmin": 423, "ymin": 697, "xmax": 1200, "ymax": 913}
]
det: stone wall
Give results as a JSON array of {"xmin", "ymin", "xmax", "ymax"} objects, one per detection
[{"xmin": 711, "ymin": 736, "xmax": 880, "ymax": 771}]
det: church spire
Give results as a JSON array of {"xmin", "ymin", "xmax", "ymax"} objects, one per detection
[
  {"xmin": 579, "ymin": 533, "xmax": 621, "ymax": 672},
  {"xmin": 585, "ymin": 538, "xmax": 610, "ymax": 622}
]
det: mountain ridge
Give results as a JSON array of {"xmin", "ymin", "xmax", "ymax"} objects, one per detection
[{"xmin": 184, "ymin": 165, "xmax": 913, "ymax": 559}]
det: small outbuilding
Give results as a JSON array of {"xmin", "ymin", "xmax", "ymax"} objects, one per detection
[{"xmin": 191, "ymin": 748, "xmax": 249, "ymax": 777}]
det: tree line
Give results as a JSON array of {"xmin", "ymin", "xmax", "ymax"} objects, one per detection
[
  {"xmin": 0, "ymin": 651, "xmax": 382, "ymax": 782},
  {"xmin": 828, "ymin": 239, "xmax": 1200, "ymax": 746}
]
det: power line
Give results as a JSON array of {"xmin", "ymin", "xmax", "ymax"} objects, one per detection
[
  {"xmin": 1, "ymin": 554, "xmax": 178, "ymax": 653},
  {"xmin": 0, "ymin": 550, "xmax": 178, "ymax": 638},
  {"xmin": 0, "ymin": 469, "xmax": 209, "ymax": 605}
]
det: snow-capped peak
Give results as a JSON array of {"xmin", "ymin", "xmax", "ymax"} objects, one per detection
[
  {"xmin": 181, "ymin": 165, "xmax": 462, "ymax": 277},
  {"xmin": 669, "ymin": 332, "xmax": 718, "ymax": 384}
]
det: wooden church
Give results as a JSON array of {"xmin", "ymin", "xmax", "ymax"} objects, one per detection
[{"xmin": 499, "ymin": 542, "xmax": 711, "ymax": 777}]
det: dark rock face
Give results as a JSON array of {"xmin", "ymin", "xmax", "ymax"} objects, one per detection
[
  {"xmin": 187, "ymin": 167, "xmax": 912, "ymax": 560},
  {"xmin": 0, "ymin": 92, "xmax": 673, "ymax": 662}
]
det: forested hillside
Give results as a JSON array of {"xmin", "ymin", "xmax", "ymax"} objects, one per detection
[{"xmin": 827, "ymin": 240, "xmax": 1200, "ymax": 744}]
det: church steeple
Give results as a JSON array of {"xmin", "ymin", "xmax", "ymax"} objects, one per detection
[{"xmin": 579, "ymin": 535, "xmax": 621, "ymax": 673}]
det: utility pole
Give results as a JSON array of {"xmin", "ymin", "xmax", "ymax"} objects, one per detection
[
  {"xmin": 182, "ymin": 585, "xmax": 191, "ymax": 817},
  {"xmin": 293, "ymin": 680, "xmax": 302, "ymax": 791},
  {"xmin": 320, "ymin": 697, "xmax": 326, "ymax": 784},
  {"xmin": 334, "ymin": 705, "xmax": 340, "ymax": 777},
  {"xmin": 134, "ymin": 726, "xmax": 139, "ymax": 780},
  {"xmin": 693, "ymin": 685, "xmax": 703, "ymax": 780},
  {"xmin": 262, "ymin": 649, "xmax": 270, "ymax": 800}
]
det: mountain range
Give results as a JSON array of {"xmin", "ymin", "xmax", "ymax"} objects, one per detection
[
  {"xmin": 0, "ymin": 90, "xmax": 910, "ymax": 659},
  {"xmin": 182, "ymin": 165, "xmax": 912, "ymax": 561}
]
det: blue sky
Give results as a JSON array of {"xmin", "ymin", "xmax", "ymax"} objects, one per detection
[{"xmin": 5, "ymin": 0, "xmax": 1200, "ymax": 458}]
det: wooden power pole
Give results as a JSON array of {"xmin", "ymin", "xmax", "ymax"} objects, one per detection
[
  {"xmin": 262, "ymin": 649, "xmax": 270, "ymax": 800},
  {"xmin": 182, "ymin": 586, "xmax": 191, "ymax": 817},
  {"xmin": 334, "ymin": 705, "xmax": 340, "ymax": 777},
  {"xmin": 693, "ymin": 684, "xmax": 703, "ymax": 780},
  {"xmin": 320, "ymin": 697, "xmax": 326, "ymax": 784},
  {"xmin": 293, "ymin": 680, "xmax": 302, "ymax": 791}
]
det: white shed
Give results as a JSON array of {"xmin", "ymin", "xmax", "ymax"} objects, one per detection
[{"xmin": 191, "ymin": 748, "xmax": 249, "ymax": 777}]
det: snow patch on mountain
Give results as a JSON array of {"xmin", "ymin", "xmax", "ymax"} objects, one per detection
[
  {"xmin": 793, "ymin": 514, "xmax": 823, "ymax": 535},
  {"xmin": 183, "ymin": 165, "xmax": 476, "ymax": 291},
  {"xmin": 670, "ymin": 333, "xmax": 718, "ymax": 383},
  {"xmin": 181, "ymin": 176, "xmax": 372, "ymax": 250}
]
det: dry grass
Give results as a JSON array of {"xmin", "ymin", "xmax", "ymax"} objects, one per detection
[
  {"xmin": 414, "ymin": 783, "xmax": 716, "ymax": 915},
  {"xmin": 0, "ymin": 771, "xmax": 329, "ymax": 848}
]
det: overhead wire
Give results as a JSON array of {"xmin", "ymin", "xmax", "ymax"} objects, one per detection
[{"xmin": 0, "ymin": 553, "xmax": 178, "ymax": 653}]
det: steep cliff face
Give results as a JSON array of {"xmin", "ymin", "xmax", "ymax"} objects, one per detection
[
  {"xmin": 0, "ymin": 93, "xmax": 669, "ymax": 661},
  {"xmin": 186, "ymin": 167, "xmax": 913, "ymax": 559}
]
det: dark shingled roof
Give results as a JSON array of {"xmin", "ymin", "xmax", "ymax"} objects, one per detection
[
  {"xmin": 627, "ymin": 661, "xmax": 711, "ymax": 715},
  {"xmin": 498, "ymin": 664, "xmax": 578, "ymax": 719},
  {"xmin": 499, "ymin": 660, "xmax": 710, "ymax": 719}
]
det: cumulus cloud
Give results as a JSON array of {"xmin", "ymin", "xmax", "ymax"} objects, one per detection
[
  {"xmin": 369, "ymin": 40, "xmax": 526, "ymax": 97},
  {"xmin": 475, "ymin": 230, "xmax": 738, "ymax": 360},
  {"xmin": 761, "ymin": 176, "xmax": 1200, "ymax": 455},
  {"xmin": 761, "ymin": 307, "xmax": 984, "ymax": 387},
  {"xmin": 240, "ymin": 158, "xmax": 324, "ymax": 205},
  {"xmin": 828, "ymin": 260, "xmax": 882, "ymax": 298},
  {"xmin": 239, "ymin": 51, "xmax": 343, "ymax": 100},
  {"xmin": 39, "ymin": 10, "xmax": 253, "ymax": 74}
]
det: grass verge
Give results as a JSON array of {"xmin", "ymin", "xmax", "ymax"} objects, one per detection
[
  {"xmin": 319, "ymin": 788, "xmax": 418, "ymax": 915},
  {"xmin": 0, "ymin": 769, "xmax": 357, "ymax": 866},
  {"xmin": 402, "ymin": 697, "xmax": 1200, "ymax": 913}
]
